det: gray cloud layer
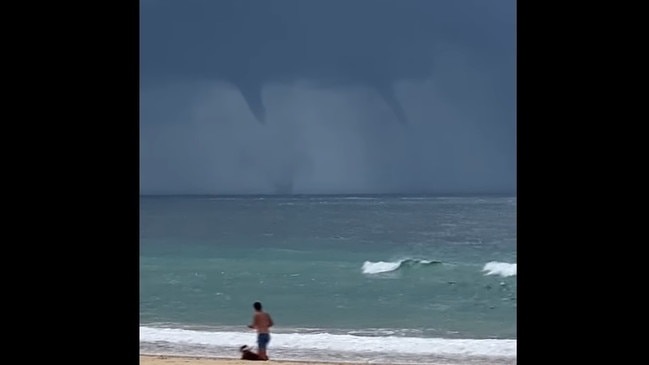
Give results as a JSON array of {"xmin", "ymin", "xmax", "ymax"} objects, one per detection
[{"xmin": 140, "ymin": 0, "xmax": 516, "ymax": 195}]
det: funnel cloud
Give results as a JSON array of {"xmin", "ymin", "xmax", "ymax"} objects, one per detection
[{"xmin": 140, "ymin": 0, "xmax": 516, "ymax": 195}]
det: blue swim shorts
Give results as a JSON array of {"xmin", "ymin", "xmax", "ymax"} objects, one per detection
[{"xmin": 257, "ymin": 333, "xmax": 271, "ymax": 350}]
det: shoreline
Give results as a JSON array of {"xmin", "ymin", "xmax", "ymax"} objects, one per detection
[
  {"xmin": 140, "ymin": 354, "xmax": 407, "ymax": 365},
  {"xmin": 140, "ymin": 354, "xmax": 512, "ymax": 365}
]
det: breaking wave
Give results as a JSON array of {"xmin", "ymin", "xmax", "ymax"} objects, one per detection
[
  {"xmin": 482, "ymin": 262, "xmax": 517, "ymax": 277},
  {"xmin": 362, "ymin": 259, "xmax": 442, "ymax": 274}
]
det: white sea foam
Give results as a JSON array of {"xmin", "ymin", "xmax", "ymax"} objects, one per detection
[
  {"xmin": 361, "ymin": 259, "xmax": 439, "ymax": 274},
  {"xmin": 483, "ymin": 262, "xmax": 517, "ymax": 277},
  {"xmin": 140, "ymin": 326, "xmax": 516, "ymax": 360},
  {"xmin": 362, "ymin": 261, "xmax": 402, "ymax": 274}
]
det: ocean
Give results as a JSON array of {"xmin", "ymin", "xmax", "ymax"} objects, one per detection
[{"xmin": 140, "ymin": 195, "xmax": 517, "ymax": 364}]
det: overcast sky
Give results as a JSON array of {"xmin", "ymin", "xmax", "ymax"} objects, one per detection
[{"xmin": 140, "ymin": 0, "xmax": 516, "ymax": 195}]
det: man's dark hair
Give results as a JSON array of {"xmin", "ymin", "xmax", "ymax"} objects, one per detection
[{"xmin": 253, "ymin": 302, "xmax": 262, "ymax": 311}]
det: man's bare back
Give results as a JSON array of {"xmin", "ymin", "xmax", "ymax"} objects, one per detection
[{"xmin": 249, "ymin": 311, "xmax": 273, "ymax": 334}]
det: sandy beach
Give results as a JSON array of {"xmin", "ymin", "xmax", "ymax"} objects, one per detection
[{"xmin": 140, "ymin": 355, "xmax": 370, "ymax": 365}]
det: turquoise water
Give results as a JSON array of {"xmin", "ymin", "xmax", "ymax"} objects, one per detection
[{"xmin": 140, "ymin": 195, "xmax": 516, "ymax": 364}]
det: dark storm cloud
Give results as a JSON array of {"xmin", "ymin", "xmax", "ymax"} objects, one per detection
[{"xmin": 140, "ymin": 0, "xmax": 516, "ymax": 195}]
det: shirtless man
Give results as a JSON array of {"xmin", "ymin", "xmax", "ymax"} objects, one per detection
[{"xmin": 247, "ymin": 301, "xmax": 274, "ymax": 360}]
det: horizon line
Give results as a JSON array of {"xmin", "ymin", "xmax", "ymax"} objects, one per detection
[{"xmin": 140, "ymin": 192, "xmax": 516, "ymax": 198}]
